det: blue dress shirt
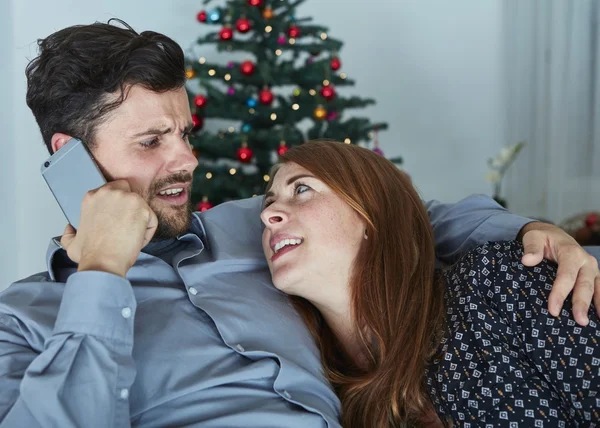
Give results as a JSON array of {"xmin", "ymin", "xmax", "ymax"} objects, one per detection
[{"xmin": 0, "ymin": 195, "xmax": 531, "ymax": 427}]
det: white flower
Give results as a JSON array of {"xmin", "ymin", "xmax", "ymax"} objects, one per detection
[
  {"xmin": 486, "ymin": 171, "xmax": 502, "ymax": 183},
  {"xmin": 498, "ymin": 147, "xmax": 512, "ymax": 163},
  {"xmin": 490, "ymin": 157, "xmax": 503, "ymax": 169}
]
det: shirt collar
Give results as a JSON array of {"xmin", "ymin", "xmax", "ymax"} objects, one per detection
[{"xmin": 46, "ymin": 211, "xmax": 209, "ymax": 281}]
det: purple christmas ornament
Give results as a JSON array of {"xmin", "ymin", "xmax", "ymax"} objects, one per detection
[
  {"xmin": 227, "ymin": 61, "xmax": 235, "ymax": 69},
  {"xmin": 326, "ymin": 111, "xmax": 339, "ymax": 121},
  {"xmin": 277, "ymin": 35, "xmax": 287, "ymax": 45},
  {"xmin": 372, "ymin": 147, "xmax": 384, "ymax": 156},
  {"xmin": 227, "ymin": 87, "xmax": 236, "ymax": 96}
]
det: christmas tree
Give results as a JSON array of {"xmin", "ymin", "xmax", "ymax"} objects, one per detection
[{"xmin": 186, "ymin": 0, "xmax": 399, "ymax": 210}]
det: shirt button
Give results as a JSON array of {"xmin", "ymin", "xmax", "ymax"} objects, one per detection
[
  {"xmin": 282, "ymin": 390, "xmax": 292, "ymax": 400},
  {"xmin": 121, "ymin": 307, "xmax": 132, "ymax": 319},
  {"xmin": 120, "ymin": 388, "xmax": 129, "ymax": 399},
  {"xmin": 236, "ymin": 344, "xmax": 245, "ymax": 352},
  {"xmin": 189, "ymin": 287, "xmax": 198, "ymax": 296}
]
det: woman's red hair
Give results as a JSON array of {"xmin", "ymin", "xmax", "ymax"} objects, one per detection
[{"xmin": 267, "ymin": 140, "xmax": 445, "ymax": 427}]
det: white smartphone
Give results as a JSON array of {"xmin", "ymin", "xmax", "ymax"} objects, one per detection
[{"xmin": 41, "ymin": 138, "xmax": 106, "ymax": 229}]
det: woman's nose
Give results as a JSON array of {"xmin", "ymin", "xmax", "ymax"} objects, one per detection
[{"xmin": 260, "ymin": 205, "xmax": 287, "ymax": 226}]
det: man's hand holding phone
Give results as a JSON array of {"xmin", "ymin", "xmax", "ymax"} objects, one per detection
[{"xmin": 60, "ymin": 180, "xmax": 158, "ymax": 278}]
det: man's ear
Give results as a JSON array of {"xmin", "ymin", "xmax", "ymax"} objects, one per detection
[{"xmin": 50, "ymin": 133, "xmax": 74, "ymax": 154}]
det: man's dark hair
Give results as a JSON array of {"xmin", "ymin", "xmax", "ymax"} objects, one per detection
[{"xmin": 26, "ymin": 19, "xmax": 187, "ymax": 154}]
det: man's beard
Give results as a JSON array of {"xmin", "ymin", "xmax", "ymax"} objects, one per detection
[
  {"xmin": 151, "ymin": 198, "xmax": 194, "ymax": 241},
  {"xmin": 146, "ymin": 172, "xmax": 194, "ymax": 242}
]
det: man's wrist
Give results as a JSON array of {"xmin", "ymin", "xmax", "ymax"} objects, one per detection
[{"xmin": 78, "ymin": 253, "xmax": 128, "ymax": 277}]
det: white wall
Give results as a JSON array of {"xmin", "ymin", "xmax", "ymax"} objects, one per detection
[{"xmin": 1, "ymin": 0, "xmax": 505, "ymax": 287}]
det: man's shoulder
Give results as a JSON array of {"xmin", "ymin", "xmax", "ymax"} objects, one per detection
[
  {"xmin": 12, "ymin": 271, "xmax": 54, "ymax": 285},
  {"xmin": 1, "ymin": 271, "xmax": 63, "ymax": 317},
  {"xmin": 196, "ymin": 197, "xmax": 265, "ymax": 259}
]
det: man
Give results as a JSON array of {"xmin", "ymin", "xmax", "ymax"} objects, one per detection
[{"xmin": 1, "ymin": 19, "xmax": 598, "ymax": 427}]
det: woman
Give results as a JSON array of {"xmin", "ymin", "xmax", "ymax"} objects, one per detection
[{"xmin": 260, "ymin": 140, "xmax": 600, "ymax": 427}]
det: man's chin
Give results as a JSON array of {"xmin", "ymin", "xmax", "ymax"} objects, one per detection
[{"xmin": 150, "ymin": 202, "xmax": 193, "ymax": 241}]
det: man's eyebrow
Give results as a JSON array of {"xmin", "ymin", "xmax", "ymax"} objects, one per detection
[
  {"xmin": 264, "ymin": 174, "xmax": 315, "ymax": 200},
  {"xmin": 131, "ymin": 123, "xmax": 195, "ymax": 138},
  {"xmin": 132, "ymin": 127, "xmax": 171, "ymax": 138}
]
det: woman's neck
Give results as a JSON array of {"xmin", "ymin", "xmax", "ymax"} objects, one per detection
[{"xmin": 312, "ymin": 299, "xmax": 370, "ymax": 369}]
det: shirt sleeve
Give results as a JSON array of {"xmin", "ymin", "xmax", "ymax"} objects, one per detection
[
  {"xmin": 424, "ymin": 194, "xmax": 533, "ymax": 264},
  {"xmin": 0, "ymin": 271, "xmax": 137, "ymax": 428}
]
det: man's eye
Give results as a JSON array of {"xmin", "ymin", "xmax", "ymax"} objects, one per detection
[{"xmin": 140, "ymin": 138, "xmax": 159, "ymax": 148}]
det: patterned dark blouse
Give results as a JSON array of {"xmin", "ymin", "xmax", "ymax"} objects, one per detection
[{"xmin": 426, "ymin": 240, "xmax": 600, "ymax": 427}]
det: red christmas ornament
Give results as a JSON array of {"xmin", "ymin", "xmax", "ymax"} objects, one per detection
[
  {"xmin": 330, "ymin": 57, "xmax": 342, "ymax": 71},
  {"xmin": 259, "ymin": 88, "xmax": 274, "ymax": 105},
  {"xmin": 585, "ymin": 213, "xmax": 598, "ymax": 228},
  {"xmin": 237, "ymin": 145, "xmax": 254, "ymax": 163},
  {"xmin": 197, "ymin": 197, "xmax": 214, "ymax": 212},
  {"xmin": 277, "ymin": 141, "xmax": 289, "ymax": 156},
  {"xmin": 240, "ymin": 60, "xmax": 256, "ymax": 76},
  {"xmin": 236, "ymin": 17, "xmax": 251, "ymax": 33},
  {"xmin": 219, "ymin": 26, "xmax": 234, "ymax": 41},
  {"xmin": 194, "ymin": 94, "xmax": 207, "ymax": 108},
  {"xmin": 320, "ymin": 85, "xmax": 336, "ymax": 101},
  {"xmin": 288, "ymin": 26, "xmax": 300, "ymax": 38},
  {"xmin": 191, "ymin": 114, "xmax": 204, "ymax": 130},
  {"xmin": 248, "ymin": 0, "xmax": 263, "ymax": 6},
  {"xmin": 197, "ymin": 11, "xmax": 207, "ymax": 22}
]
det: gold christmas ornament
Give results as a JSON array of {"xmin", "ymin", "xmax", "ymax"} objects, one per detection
[
  {"xmin": 185, "ymin": 68, "xmax": 196, "ymax": 79},
  {"xmin": 313, "ymin": 105, "xmax": 327, "ymax": 120},
  {"xmin": 263, "ymin": 7, "xmax": 274, "ymax": 19}
]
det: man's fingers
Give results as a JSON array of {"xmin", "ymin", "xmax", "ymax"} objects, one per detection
[
  {"xmin": 60, "ymin": 224, "xmax": 77, "ymax": 248},
  {"xmin": 521, "ymin": 231, "xmax": 546, "ymax": 266},
  {"xmin": 548, "ymin": 252, "xmax": 582, "ymax": 317},
  {"xmin": 105, "ymin": 179, "xmax": 132, "ymax": 192},
  {"xmin": 142, "ymin": 209, "xmax": 158, "ymax": 248},
  {"xmin": 570, "ymin": 267, "xmax": 596, "ymax": 326}
]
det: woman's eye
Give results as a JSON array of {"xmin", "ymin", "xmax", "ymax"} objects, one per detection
[{"xmin": 295, "ymin": 184, "xmax": 310, "ymax": 194}]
